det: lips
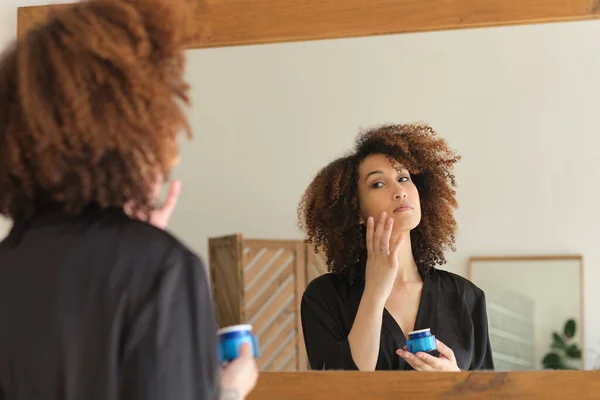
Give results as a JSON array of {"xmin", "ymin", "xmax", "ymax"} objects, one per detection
[{"xmin": 393, "ymin": 205, "xmax": 413, "ymax": 213}]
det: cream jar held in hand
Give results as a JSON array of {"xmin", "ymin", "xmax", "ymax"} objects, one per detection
[
  {"xmin": 217, "ymin": 324, "xmax": 260, "ymax": 363},
  {"xmin": 406, "ymin": 328, "xmax": 437, "ymax": 354}
]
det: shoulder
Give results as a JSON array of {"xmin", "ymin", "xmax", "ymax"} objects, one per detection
[
  {"xmin": 304, "ymin": 273, "xmax": 338, "ymax": 296},
  {"xmin": 110, "ymin": 210, "xmax": 203, "ymax": 265},
  {"xmin": 116, "ymin": 213, "xmax": 190, "ymax": 253},
  {"xmin": 303, "ymin": 272, "xmax": 355, "ymax": 301},
  {"xmin": 97, "ymin": 210, "xmax": 207, "ymax": 290},
  {"xmin": 106, "ymin": 213, "xmax": 209, "ymax": 306},
  {"xmin": 431, "ymin": 268, "xmax": 485, "ymax": 305}
]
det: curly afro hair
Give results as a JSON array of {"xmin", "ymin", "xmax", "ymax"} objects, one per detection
[
  {"xmin": 0, "ymin": 0, "xmax": 196, "ymax": 221},
  {"xmin": 298, "ymin": 124, "xmax": 461, "ymax": 284}
]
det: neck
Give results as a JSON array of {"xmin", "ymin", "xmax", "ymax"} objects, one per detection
[{"xmin": 392, "ymin": 232, "xmax": 421, "ymax": 284}]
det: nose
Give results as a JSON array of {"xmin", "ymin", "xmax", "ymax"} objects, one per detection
[{"xmin": 393, "ymin": 184, "xmax": 407, "ymax": 200}]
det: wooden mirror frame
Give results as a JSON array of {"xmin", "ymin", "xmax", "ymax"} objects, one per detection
[
  {"xmin": 14, "ymin": 2, "xmax": 600, "ymax": 399},
  {"xmin": 246, "ymin": 370, "xmax": 600, "ymax": 399},
  {"xmin": 17, "ymin": 1, "xmax": 600, "ymax": 48}
]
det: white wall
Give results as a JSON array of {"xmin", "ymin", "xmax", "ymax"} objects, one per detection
[
  {"xmin": 1, "ymin": 2, "xmax": 599, "ymax": 369},
  {"xmin": 175, "ymin": 21, "xmax": 600, "ymax": 369},
  {"xmin": 0, "ymin": 0, "xmax": 79, "ymax": 239}
]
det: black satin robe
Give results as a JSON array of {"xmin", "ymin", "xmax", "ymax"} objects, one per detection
[
  {"xmin": 301, "ymin": 268, "xmax": 495, "ymax": 371},
  {"xmin": 0, "ymin": 207, "xmax": 219, "ymax": 400}
]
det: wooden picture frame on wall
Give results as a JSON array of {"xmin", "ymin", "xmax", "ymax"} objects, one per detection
[
  {"xmin": 13, "ymin": 1, "xmax": 600, "ymax": 399},
  {"xmin": 468, "ymin": 255, "xmax": 585, "ymax": 370}
]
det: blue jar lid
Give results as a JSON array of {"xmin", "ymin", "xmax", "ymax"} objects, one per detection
[
  {"xmin": 218, "ymin": 324, "xmax": 253, "ymax": 340},
  {"xmin": 408, "ymin": 328, "xmax": 431, "ymax": 340}
]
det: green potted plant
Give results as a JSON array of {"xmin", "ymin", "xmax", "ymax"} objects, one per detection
[{"xmin": 542, "ymin": 318, "xmax": 581, "ymax": 370}]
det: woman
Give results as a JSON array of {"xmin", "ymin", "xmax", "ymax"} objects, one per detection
[
  {"xmin": 0, "ymin": 1, "xmax": 256, "ymax": 399},
  {"xmin": 298, "ymin": 124, "xmax": 494, "ymax": 371}
]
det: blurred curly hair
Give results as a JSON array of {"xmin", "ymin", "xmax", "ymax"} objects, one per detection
[
  {"xmin": 298, "ymin": 124, "xmax": 461, "ymax": 284},
  {"xmin": 0, "ymin": 0, "xmax": 196, "ymax": 221}
]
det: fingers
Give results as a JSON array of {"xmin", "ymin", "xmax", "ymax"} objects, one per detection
[
  {"xmin": 220, "ymin": 342, "xmax": 259, "ymax": 399},
  {"xmin": 238, "ymin": 342, "xmax": 253, "ymax": 359},
  {"xmin": 381, "ymin": 216, "xmax": 394, "ymax": 255},
  {"xmin": 123, "ymin": 200, "xmax": 135, "ymax": 217},
  {"xmin": 436, "ymin": 339, "xmax": 456, "ymax": 361},
  {"xmin": 396, "ymin": 349, "xmax": 434, "ymax": 371},
  {"xmin": 373, "ymin": 212, "xmax": 386, "ymax": 254},
  {"xmin": 397, "ymin": 347, "xmax": 459, "ymax": 372},
  {"xmin": 365, "ymin": 216, "xmax": 374, "ymax": 254},
  {"xmin": 414, "ymin": 352, "xmax": 444, "ymax": 369},
  {"xmin": 390, "ymin": 231, "xmax": 404, "ymax": 257},
  {"xmin": 147, "ymin": 180, "xmax": 182, "ymax": 230},
  {"xmin": 159, "ymin": 180, "xmax": 181, "ymax": 215},
  {"xmin": 366, "ymin": 211, "xmax": 399, "ymax": 258}
]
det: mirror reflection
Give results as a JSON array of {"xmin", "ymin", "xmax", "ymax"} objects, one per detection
[{"xmin": 164, "ymin": 18, "xmax": 600, "ymax": 372}]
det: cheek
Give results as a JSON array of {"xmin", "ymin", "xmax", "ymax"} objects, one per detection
[
  {"xmin": 357, "ymin": 194, "xmax": 370, "ymax": 223},
  {"xmin": 360, "ymin": 200, "xmax": 389, "ymax": 221},
  {"xmin": 409, "ymin": 186, "xmax": 422, "ymax": 223},
  {"xmin": 414, "ymin": 207, "xmax": 422, "ymax": 222},
  {"xmin": 358, "ymin": 191, "xmax": 376, "ymax": 218},
  {"xmin": 359, "ymin": 205, "xmax": 377, "ymax": 223},
  {"xmin": 409, "ymin": 185, "xmax": 420, "ymax": 206}
]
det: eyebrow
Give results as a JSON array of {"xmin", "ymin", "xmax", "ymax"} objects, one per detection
[
  {"xmin": 364, "ymin": 170, "xmax": 383, "ymax": 182},
  {"xmin": 364, "ymin": 166, "xmax": 407, "ymax": 182}
]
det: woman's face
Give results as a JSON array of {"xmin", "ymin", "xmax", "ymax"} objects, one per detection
[{"xmin": 357, "ymin": 153, "xmax": 421, "ymax": 234}]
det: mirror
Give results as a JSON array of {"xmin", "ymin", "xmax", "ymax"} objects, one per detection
[
  {"xmin": 164, "ymin": 18, "xmax": 599, "ymax": 372},
  {"xmin": 10, "ymin": 3, "xmax": 600, "ymax": 374},
  {"xmin": 469, "ymin": 256, "xmax": 584, "ymax": 371}
]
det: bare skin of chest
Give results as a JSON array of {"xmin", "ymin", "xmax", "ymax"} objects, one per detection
[{"xmin": 384, "ymin": 282, "xmax": 423, "ymax": 340}]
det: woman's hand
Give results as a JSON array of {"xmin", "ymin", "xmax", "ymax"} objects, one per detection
[
  {"xmin": 363, "ymin": 211, "xmax": 404, "ymax": 305},
  {"xmin": 220, "ymin": 342, "xmax": 259, "ymax": 400},
  {"xmin": 148, "ymin": 180, "xmax": 181, "ymax": 230},
  {"xmin": 125, "ymin": 179, "xmax": 181, "ymax": 230},
  {"xmin": 396, "ymin": 339, "xmax": 460, "ymax": 372}
]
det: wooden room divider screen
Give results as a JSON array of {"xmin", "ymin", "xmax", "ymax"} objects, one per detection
[{"xmin": 208, "ymin": 234, "xmax": 328, "ymax": 372}]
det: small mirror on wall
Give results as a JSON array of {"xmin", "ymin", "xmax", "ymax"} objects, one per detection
[{"xmin": 469, "ymin": 255, "xmax": 583, "ymax": 371}]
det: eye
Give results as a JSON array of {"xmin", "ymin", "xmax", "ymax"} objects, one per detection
[
  {"xmin": 399, "ymin": 176, "xmax": 410, "ymax": 183},
  {"xmin": 370, "ymin": 182, "xmax": 384, "ymax": 189}
]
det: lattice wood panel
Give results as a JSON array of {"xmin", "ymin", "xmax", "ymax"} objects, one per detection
[
  {"xmin": 209, "ymin": 235, "xmax": 310, "ymax": 371},
  {"xmin": 209, "ymin": 234, "xmax": 243, "ymax": 329},
  {"xmin": 244, "ymin": 241, "xmax": 303, "ymax": 371}
]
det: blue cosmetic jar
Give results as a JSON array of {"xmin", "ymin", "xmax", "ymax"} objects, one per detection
[
  {"xmin": 217, "ymin": 324, "xmax": 260, "ymax": 363},
  {"xmin": 406, "ymin": 328, "xmax": 437, "ymax": 354}
]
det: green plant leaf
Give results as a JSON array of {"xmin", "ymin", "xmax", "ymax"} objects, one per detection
[
  {"xmin": 564, "ymin": 319, "xmax": 576, "ymax": 338},
  {"xmin": 552, "ymin": 332, "xmax": 566, "ymax": 349},
  {"xmin": 565, "ymin": 344, "xmax": 582, "ymax": 359},
  {"xmin": 542, "ymin": 352, "xmax": 564, "ymax": 369}
]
